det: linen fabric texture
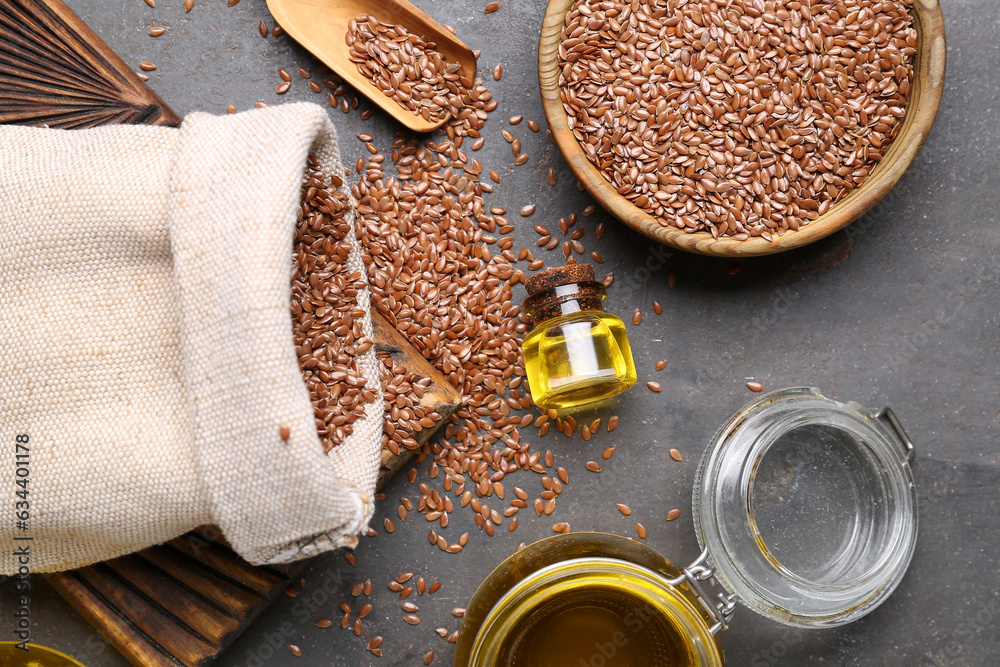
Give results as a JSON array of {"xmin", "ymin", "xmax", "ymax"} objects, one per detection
[{"xmin": 0, "ymin": 103, "xmax": 382, "ymax": 573}]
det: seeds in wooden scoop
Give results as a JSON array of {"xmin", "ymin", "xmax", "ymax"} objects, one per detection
[
  {"xmin": 347, "ymin": 15, "xmax": 479, "ymax": 125},
  {"xmin": 557, "ymin": 0, "xmax": 917, "ymax": 241}
]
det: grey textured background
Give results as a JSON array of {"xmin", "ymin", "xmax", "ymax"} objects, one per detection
[{"xmin": 2, "ymin": 0, "xmax": 998, "ymax": 665}]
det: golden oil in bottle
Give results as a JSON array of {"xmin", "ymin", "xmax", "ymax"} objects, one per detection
[{"xmin": 522, "ymin": 265, "xmax": 636, "ymax": 410}]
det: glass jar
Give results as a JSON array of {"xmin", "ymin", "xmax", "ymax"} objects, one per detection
[
  {"xmin": 521, "ymin": 264, "xmax": 636, "ymax": 410},
  {"xmin": 455, "ymin": 388, "xmax": 918, "ymax": 665}
]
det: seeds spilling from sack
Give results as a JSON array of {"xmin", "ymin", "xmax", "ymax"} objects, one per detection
[
  {"xmin": 346, "ymin": 15, "xmax": 480, "ymax": 126},
  {"xmin": 557, "ymin": 0, "xmax": 917, "ymax": 240},
  {"xmin": 291, "ymin": 157, "xmax": 375, "ymax": 452}
]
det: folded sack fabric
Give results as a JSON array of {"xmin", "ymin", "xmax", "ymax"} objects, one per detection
[{"xmin": 0, "ymin": 103, "xmax": 383, "ymax": 573}]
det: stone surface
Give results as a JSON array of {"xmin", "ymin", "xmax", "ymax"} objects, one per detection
[{"xmin": 1, "ymin": 0, "xmax": 997, "ymax": 665}]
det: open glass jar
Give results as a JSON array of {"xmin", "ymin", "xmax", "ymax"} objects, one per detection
[{"xmin": 455, "ymin": 388, "xmax": 918, "ymax": 666}]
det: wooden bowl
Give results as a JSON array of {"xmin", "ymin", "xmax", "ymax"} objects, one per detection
[{"xmin": 538, "ymin": 0, "xmax": 946, "ymax": 257}]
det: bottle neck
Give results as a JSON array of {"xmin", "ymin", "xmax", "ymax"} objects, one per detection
[{"xmin": 524, "ymin": 281, "xmax": 607, "ymax": 328}]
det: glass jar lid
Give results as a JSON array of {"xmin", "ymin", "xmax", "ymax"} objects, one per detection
[{"xmin": 692, "ymin": 387, "xmax": 918, "ymax": 628}]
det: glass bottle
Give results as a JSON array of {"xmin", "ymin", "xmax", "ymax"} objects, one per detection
[{"xmin": 521, "ymin": 264, "xmax": 636, "ymax": 410}]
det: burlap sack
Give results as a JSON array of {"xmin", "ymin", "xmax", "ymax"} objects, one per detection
[{"xmin": 0, "ymin": 103, "xmax": 383, "ymax": 573}]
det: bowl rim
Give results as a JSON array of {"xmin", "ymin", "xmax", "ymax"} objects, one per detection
[{"xmin": 537, "ymin": 0, "xmax": 946, "ymax": 257}]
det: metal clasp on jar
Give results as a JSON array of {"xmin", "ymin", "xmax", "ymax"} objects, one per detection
[{"xmin": 666, "ymin": 549, "xmax": 738, "ymax": 635}]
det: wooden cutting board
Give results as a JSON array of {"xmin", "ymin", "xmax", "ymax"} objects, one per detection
[{"xmin": 0, "ymin": 1, "xmax": 461, "ymax": 664}]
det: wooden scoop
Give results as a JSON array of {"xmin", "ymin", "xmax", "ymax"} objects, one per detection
[{"xmin": 266, "ymin": 0, "xmax": 478, "ymax": 133}]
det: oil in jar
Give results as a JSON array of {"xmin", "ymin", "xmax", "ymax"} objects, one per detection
[
  {"xmin": 499, "ymin": 586, "xmax": 697, "ymax": 667},
  {"xmin": 522, "ymin": 265, "xmax": 636, "ymax": 410}
]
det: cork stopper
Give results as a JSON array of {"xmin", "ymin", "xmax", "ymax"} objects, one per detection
[{"xmin": 525, "ymin": 264, "xmax": 596, "ymax": 296}]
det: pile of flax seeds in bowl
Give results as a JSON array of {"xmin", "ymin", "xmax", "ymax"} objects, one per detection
[{"xmin": 278, "ymin": 0, "xmax": 917, "ymax": 660}]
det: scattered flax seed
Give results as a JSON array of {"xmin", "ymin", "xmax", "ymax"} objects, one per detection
[
  {"xmin": 340, "ymin": 602, "xmax": 351, "ymax": 613},
  {"xmin": 655, "ymin": 360, "xmax": 667, "ymax": 371},
  {"xmin": 297, "ymin": 67, "xmax": 311, "ymax": 79},
  {"xmin": 632, "ymin": 308, "xmax": 642, "ymax": 325},
  {"xmin": 652, "ymin": 300, "xmax": 663, "ymax": 315},
  {"xmin": 429, "ymin": 581, "xmax": 442, "ymax": 594},
  {"xmin": 353, "ymin": 618, "xmax": 363, "ymax": 635},
  {"xmin": 557, "ymin": 467, "xmax": 569, "ymax": 484},
  {"xmin": 591, "ymin": 418, "xmax": 602, "ymax": 433},
  {"xmin": 668, "ymin": 273, "xmax": 677, "ymax": 288},
  {"xmin": 727, "ymin": 264, "xmax": 742, "ymax": 276},
  {"xmin": 591, "ymin": 251, "xmax": 604, "ymax": 263},
  {"xmin": 139, "ymin": 61, "xmax": 156, "ymax": 71},
  {"xmin": 272, "ymin": 25, "xmax": 285, "ymax": 36},
  {"xmin": 315, "ymin": 618, "xmax": 333, "ymax": 628},
  {"xmin": 746, "ymin": 381, "xmax": 764, "ymax": 392},
  {"xmin": 341, "ymin": 612, "xmax": 350, "ymax": 628},
  {"xmin": 228, "ymin": 0, "xmax": 239, "ymax": 5},
  {"xmin": 417, "ymin": 577, "xmax": 426, "ymax": 595},
  {"xmin": 493, "ymin": 63, "xmax": 503, "ymax": 80},
  {"xmin": 646, "ymin": 381, "xmax": 662, "ymax": 392},
  {"xmin": 344, "ymin": 552, "xmax": 356, "ymax": 566},
  {"xmin": 636, "ymin": 523, "xmax": 647, "ymax": 539},
  {"xmin": 484, "ymin": 1, "xmax": 500, "ymax": 12},
  {"xmin": 363, "ymin": 579, "xmax": 373, "ymax": 595},
  {"xmin": 515, "ymin": 153, "xmax": 529, "ymax": 165},
  {"xmin": 509, "ymin": 115, "xmax": 523, "ymax": 125},
  {"xmin": 581, "ymin": 426, "xmax": 591, "ymax": 440},
  {"xmin": 401, "ymin": 602, "xmax": 418, "ymax": 613},
  {"xmin": 404, "ymin": 614, "xmax": 420, "ymax": 625},
  {"xmin": 144, "ymin": 0, "xmax": 155, "ymax": 7},
  {"xmin": 453, "ymin": 607, "xmax": 466, "ymax": 617},
  {"xmin": 666, "ymin": 509, "xmax": 681, "ymax": 521},
  {"xmin": 397, "ymin": 572, "xmax": 413, "ymax": 584},
  {"xmin": 284, "ymin": 585, "xmax": 297, "ymax": 597},
  {"xmin": 520, "ymin": 205, "xmax": 536, "ymax": 216},
  {"xmin": 607, "ymin": 416, "xmax": 619, "ymax": 432},
  {"xmin": 359, "ymin": 603, "xmax": 373, "ymax": 618},
  {"xmin": 258, "ymin": 20, "xmax": 268, "ymax": 37},
  {"xmin": 367, "ymin": 637, "xmax": 383, "ymax": 651},
  {"xmin": 509, "ymin": 517, "xmax": 518, "ymax": 531},
  {"xmin": 552, "ymin": 522, "xmax": 567, "ymax": 532},
  {"xmin": 226, "ymin": 105, "xmax": 237, "ymax": 114},
  {"xmin": 279, "ymin": 425, "xmax": 290, "ymax": 441},
  {"xmin": 276, "ymin": 82, "xmax": 290, "ymax": 94},
  {"xmin": 669, "ymin": 449, "xmax": 683, "ymax": 462},
  {"xmin": 407, "ymin": 468, "xmax": 417, "ymax": 483},
  {"xmin": 388, "ymin": 581, "xmax": 403, "ymax": 592},
  {"xmin": 616, "ymin": 503, "xmax": 632, "ymax": 516},
  {"xmin": 148, "ymin": 27, "xmax": 165, "ymax": 37},
  {"xmin": 351, "ymin": 583, "xmax": 364, "ymax": 597},
  {"xmin": 527, "ymin": 120, "xmax": 540, "ymax": 132},
  {"xmin": 586, "ymin": 461, "xmax": 602, "ymax": 473},
  {"xmin": 548, "ymin": 167, "xmax": 558, "ymax": 186},
  {"xmin": 425, "ymin": 652, "xmax": 435, "ymax": 665},
  {"xmin": 400, "ymin": 587, "xmax": 414, "ymax": 598},
  {"xmin": 287, "ymin": 644, "xmax": 301, "ymax": 657},
  {"xmin": 602, "ymin": 446, "xmax": 616, "ymax": 460},
  {"xmin": 184, "ymin": 0, "xmax": 193, "ymax": 12}
]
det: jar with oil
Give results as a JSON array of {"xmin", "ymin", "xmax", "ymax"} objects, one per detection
[
  {"xmin": 522, "ymin": 265, "xmax": 636, "ymax": 410},
  {"xmin": 455, "ymin": 389, "xmax": 921, "ymax": 667}
]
